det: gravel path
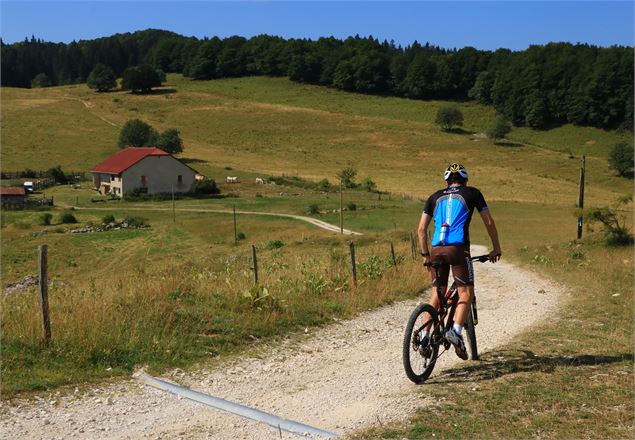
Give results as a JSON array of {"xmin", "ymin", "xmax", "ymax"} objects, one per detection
[
  {"xmin": 68, "ymin": 205, "xmax": 363, "ymax": 236},
  {"xmin": 1, "ymin": 246, "xmax": 563, "ymax": 439}
]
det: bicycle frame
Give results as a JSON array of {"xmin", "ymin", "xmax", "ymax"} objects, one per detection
[{"xmin": 422, "ymin": 255, "xmax": 489, "ymax": 342}]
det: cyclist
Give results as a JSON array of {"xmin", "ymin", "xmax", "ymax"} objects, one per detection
[{"xmin": 417, "ymin": 163, "xmax": 501, "ymax": 359}]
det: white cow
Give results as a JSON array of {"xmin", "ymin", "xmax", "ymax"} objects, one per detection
[
  {"xmin": 226, "ymin": 176, "xmax": 238, "ymax": 183},
  {"xmin": 255, "ymin": 178, "xmax": 265, "ymax": 184}
]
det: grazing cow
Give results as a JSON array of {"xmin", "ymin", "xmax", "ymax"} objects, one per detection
[
  {"xmin": 255, "ymin": 177, "xmax": 265, "ymax": 184},
  {"xmin": 226, "ymin": 176, "xmax": 238, "ymax": 183}
]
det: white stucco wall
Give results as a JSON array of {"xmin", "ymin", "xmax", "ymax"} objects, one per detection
[
  {"xmin": 121, "ymin": 156, "xmax": 196, "ymax": 195},
  {"xmin": 92, "ymin": 172, "xmax": 122, "ymax": 194}
]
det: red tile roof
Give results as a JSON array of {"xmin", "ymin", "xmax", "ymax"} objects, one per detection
[
  {"xmin": 91, "ymin": 147, "xmax": 170, "ymax": 174},
  {"xmin": 0, "ymin": 187, "xmax": 26, "ymax": 196}
]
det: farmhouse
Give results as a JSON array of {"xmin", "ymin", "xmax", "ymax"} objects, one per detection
[{"xmin": 91, "ymin": 147, "xmax": 196, "ymax": 196}]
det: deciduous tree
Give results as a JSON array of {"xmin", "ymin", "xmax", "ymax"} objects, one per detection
[
  {"xmin": 435, "ymin": 105, "xmax": 464, "ymax": 131},
  {"xmin": 87, "ymin": 63, "xmax": 117, "ymax": 92},
  {"xmin": 118, "ymin": 119, "xmax": 159, "ymax": 148}
]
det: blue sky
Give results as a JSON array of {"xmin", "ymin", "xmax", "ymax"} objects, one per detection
[{"xmin": 1, "ymin": 1, "xmax": 633, "ymax": 50}]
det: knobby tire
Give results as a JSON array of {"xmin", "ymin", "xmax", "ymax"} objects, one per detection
[{"xmin": 403, "ymin": 303, "xmax": 439, "ymax": 384}]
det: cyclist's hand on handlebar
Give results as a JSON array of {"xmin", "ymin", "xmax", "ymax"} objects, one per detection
[{"xmin": 489, "ymin": 249, "xmax": 502, "ymax": 263}]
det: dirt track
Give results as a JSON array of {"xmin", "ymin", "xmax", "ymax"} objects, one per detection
[
  {"xmin": 68, "ymin": 205, "xmax": 363, "ymax": 236},
  {"xmin": 1, "ymin": 245, "xmax": 563, "ymax": 439}
]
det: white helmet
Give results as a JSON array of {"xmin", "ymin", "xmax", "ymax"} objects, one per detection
[{"xmin": 444, "ymin": 163, "xmax": 469, "ymax": 181}]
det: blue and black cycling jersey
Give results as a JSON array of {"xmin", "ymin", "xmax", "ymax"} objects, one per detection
[{"xmin": 423, "ymin": 185, "xmax": 488, "ymax": 246}]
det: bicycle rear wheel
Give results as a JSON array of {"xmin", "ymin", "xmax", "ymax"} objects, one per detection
[
  {"xmin": 464, "ymin": 306, "xmax": 478, "ymax": 360},
  {"xmin": 403, "ymin": 303, "xmax": 440, "ymax": 384}
]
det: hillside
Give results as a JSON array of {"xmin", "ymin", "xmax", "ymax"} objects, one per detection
[
  {"xmin": 1, "ymin": 74, "xmax": 633, "ymax": 439},
  {"xmin": 1, "ymin": 74, "xmax": 632, "ymax": 206}
]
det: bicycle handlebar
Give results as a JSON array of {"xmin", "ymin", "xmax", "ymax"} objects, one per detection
[{"xmin": 423, "ymin": 254, "xmax": 496, "ymax": 267}]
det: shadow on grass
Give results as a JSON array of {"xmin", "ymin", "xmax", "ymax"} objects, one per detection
[
  {"xmin": 180, "ymin": 157, "xmax": 208, "ymax": 164},
  {"xmin": 428, "ymin": 349, "xmax": 633, "ymax": 384},
  {"xmin": 494, "ymin": 140, "xmax": 524, "ymax": 148},
  {"xmin": 128, "ymin": 88, "xmax": 177, "ymax": 95},
  {"xmin": 445, "ymin": 128, "xmax": 473, "ymax": 135}
]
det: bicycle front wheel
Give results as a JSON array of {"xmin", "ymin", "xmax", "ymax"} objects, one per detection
[
  {"xmin": 464, "ymin": 306, "xmax": 478, "ymax": 360},
  {"xmin": 403, "ymin": 303, "xmax": 440, "ymax": 384}
]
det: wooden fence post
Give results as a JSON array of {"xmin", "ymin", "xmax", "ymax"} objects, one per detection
[
  {"xmin": 409, "ymin": 232, "xmax": 417, "ymax": 260},
  {"xmin": 233, "ymin": 205, "xmax": 238, "ymax": 245},
  {"xmin": 349, "ymin": 241, "xmax": 357, "ymax": 287},
  {"xmin": 339, "ymin": 177, "xmax": 343, "ymax": 234},
  {"xmin": 38, "ymin": 244, "xmax": 52, "ymax": 344},
  {"xmin": 412, "ymin": 230, "xmax": 418, "ymax": 256},
  {"xmin": 390, "ymin": 241, "xmax": 397, "ymax": 270},
  {"xmin": 251, "ymin": 245, "xmax": 259, "ymax": 285}
]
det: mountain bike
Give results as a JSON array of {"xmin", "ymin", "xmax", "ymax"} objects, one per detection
[{"xmin": 402, "ymin": 254, "xmax": 490, "ymax": 384}]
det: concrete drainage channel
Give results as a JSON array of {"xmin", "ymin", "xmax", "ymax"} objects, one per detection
[{"xmin": 136, "ymin": 373, "xmax": 340, "ymax": 438}]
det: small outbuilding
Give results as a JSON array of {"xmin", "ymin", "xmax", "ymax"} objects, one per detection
[
  {"xmin": 91, "ymin": 147, "xmax": 197, "ymax": 196},
  {"xmin": 0, "ymin": 187, "xmax": 27, "ymax": 202}
]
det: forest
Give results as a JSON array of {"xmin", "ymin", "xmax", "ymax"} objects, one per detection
[{"xmin": 2, "ymin": 29, "xmax": 632, "ymax": 130}]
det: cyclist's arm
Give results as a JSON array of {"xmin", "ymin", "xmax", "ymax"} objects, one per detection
[
  {"xmin": 417, "ymin": 213, "xmax": 432, "ymax": 256},
  {"xmin": 479, "ymin": 209, "xmax": 502, "ymax": 261}
]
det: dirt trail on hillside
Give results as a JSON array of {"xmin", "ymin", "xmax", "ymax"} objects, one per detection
[
  {"xmin": 1, "ymin": 246, "xmax": 564, "ymax": 439},
  {"xmin": 69, "ymin": 205, "xmax": 363, "ymax": 235}
]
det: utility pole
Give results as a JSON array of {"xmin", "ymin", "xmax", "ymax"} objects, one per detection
[{"xmin": 577, "ymin": 155, "xmax": 586, "ymax": 239}]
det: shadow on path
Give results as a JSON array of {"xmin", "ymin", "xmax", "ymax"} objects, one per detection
[{"xmin": 429, "ymin": 349, "xmax": 632, "ymax": 384}]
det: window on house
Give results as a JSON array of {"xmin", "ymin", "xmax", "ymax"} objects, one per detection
[
  {"xmin": 111, "ymin": 174, "xmax": 115, "ymax": 181},
  {"xmin": 140, "ymin": 175, "xmax": 147, "ymax": 186},
  {"xmin": 177, "ymin": 175, "xmax": 183, "ymax": 183}
]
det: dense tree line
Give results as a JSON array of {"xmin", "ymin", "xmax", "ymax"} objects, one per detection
[{"xmin": 2, "ymin": 30, "xmax": 632, "ymax": 130}]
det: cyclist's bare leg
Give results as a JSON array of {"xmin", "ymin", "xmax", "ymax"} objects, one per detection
[
  {"xmin": 422, "ymin": 285, "xmax": 445, "ymax": 332},
  {"xmin": 453, "ymin": 286, "xmax": 474, "ymax": 327}
]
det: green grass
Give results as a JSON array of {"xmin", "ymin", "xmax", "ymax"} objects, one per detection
[
  {"xmin": 1, "ymin": 75, "xmax": 632, "ymax": 205},
  {"xmin": 1, "ymin": 73, "xmax": 633, "ymax": 434},
  {"xmin": 358, "ymin": 241, "xmax": 633, "ymax": 439}
]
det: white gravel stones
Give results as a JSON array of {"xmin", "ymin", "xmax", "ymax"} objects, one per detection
[{"xmin": 1, "ymin": 245, "xmax": 562, "ymax": 439}]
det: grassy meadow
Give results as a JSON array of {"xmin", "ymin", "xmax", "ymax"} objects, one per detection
[{"xmin": 1, "ymin": 74, "xmax": 633, "ymax": 438}]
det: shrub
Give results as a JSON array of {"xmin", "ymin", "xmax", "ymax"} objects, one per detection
[
  {"xmin": 123, "ymin": 188, "xmax": 145, "ymax": 201},
  {"xmin": 236, "ymin": 232, "xmax": 246, "ymax": 241},
  {"xmin": 588, "ymin": 206, "xmax": 633, "ymax": 245},
  {"xmin": 60, "ymin": 211, "xmax": 77, "ymax": 224},
  {"xmin": 435, "ymin": 105, "xmax": 464, "ymax": 131},
  {"xmin": 307, "ymin": 204, "xmax": 320, "ymax": 214},
  {"xmin": 31, "ymin": 73, "xmax": 51, "ymax": 88},
  {"xmin": 266, "ymin": 240, "xmax": 284, "ymax": 250},
  {"xmin": 195, "ymin": 178, "xmax": 220, "ymax": 195},
  {"xmin": 47, "ymin": 165, "xmax": 68, "ymax": 184},
  {"xmin": 123, "ymin": 217, "xmax": 148, "ymax": 228},
  {"xmin": 361, "ymin": 177, "xmax": 377, "ymax": 192},
  {"xmin": 102, "ymin": 214, "xmax": 115, "ymax": 224},
  {"xmin": 608, "ymin": 142, "xmax": 634, "ymax": 177},
  {"xmin": 337, "ymin": 167, "xmax": 358, "ymax": 188},
  {"xmin": 39, "ymin": 213, "xmax": 53, "ymax": 226},
  {"xmin": 20, "ymin": 168, "xmax": 37, "ymax": 178},
  {"xmin": 317, "ymin": 178, "xmax": 331, "ymax": 191},
  {"xmin": 487, "ymin": 115, "xmax": 512, "ymax": 142},
  {"xmin": 346, "ymin": 201, "xmax": 357, "ymax": 211}
]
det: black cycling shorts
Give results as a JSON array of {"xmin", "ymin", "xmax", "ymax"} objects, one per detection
[{"xmin": 429, "ymin": 245, "xmax": 474, "ymax": 287}]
